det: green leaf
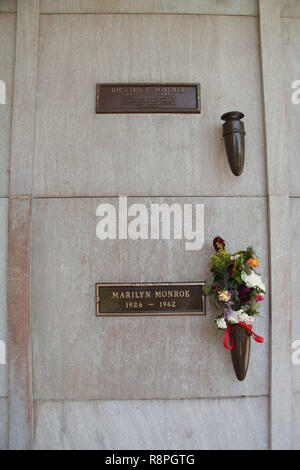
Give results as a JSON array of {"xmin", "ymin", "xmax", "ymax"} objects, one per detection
[
  {"xmin": 210, "ymin": 291, "xmax": 220, "ymax": 310},
  {"xmin": 203, "ymin": 275, "xmax": 215, "ymax": 295},
  {"xmin": 245, "ymin": 264, "xmax": 252, "ymax": 275}
]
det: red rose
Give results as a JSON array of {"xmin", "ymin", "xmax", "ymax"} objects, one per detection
[
  {"xmin": 255, "ymin": 294, "xmax": 264, "ymax": 302},
  {"xmin": 228, "ymin": 263, "xmax": 234, "ymax": 276},
  {"xmin": 213, "ymin": 236, "xmax": 225, "ymax": 252},
  {"xmin": 238, "ymin": 284, "xmax": 253, "ymax": 303}
]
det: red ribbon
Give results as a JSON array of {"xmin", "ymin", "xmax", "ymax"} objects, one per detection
[{"xmin": 223, "ymin": 322, "xmax": 264, "ymax": 351}]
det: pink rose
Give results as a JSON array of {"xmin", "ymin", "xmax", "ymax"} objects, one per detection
[{"xmin": 255, "ymin": 294, "xmax": 264, "ymax": 302}]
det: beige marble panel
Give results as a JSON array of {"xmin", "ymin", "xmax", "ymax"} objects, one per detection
[
  {"xmin": 34, "ymin": 14, "xmax": 265, "ymax": 197},
  {"xmin": 281, "ymin": 0, "xmax": 300, "ymax": 17},
  {"xmin": 0, "ymin": 13, "xmax": 16, "ymax": 196},
  {"xmin": 282, "ymin": 19, "xmax": 300, "ymax": 197},
  {"xmin": 260, "ymin": 2, "xmax": 289, "ymax": 197},
  {"xmin": 0, "ymin": 199, "xmax": 8, "ymax": 398},
  {"xmin": 260, "ymin": 2, "xmax": 292, "ymax": 449},
  {"xmin": 33, "ymin": 397, "xmax": 268, "ymax": 450},
  {"xmin": 290, "ymin": 198, "xmax": 300, "ymax": 393},
  {"xmin": 9, "ymin": 1, "xmax": 39, "ymax": 197},
  {"xmin": 40, "ymin": 0, "xmax": 258, "ymax": 15},
  {"xmin": 0, "ymin": 1, "xmax": 16, "ymax": 13},
  {"xmin": 0, "ymin": 398, "xmax": 8, "ymax": 450},
  {"xmin": 7, "ymin": 1, "xmax": 40, "ymax": 449},
  {"xmin": 31, "ymin": 197, "xmax": 269, "ymax": 400},
  {"xmin": 293, "ymin": 393, "xmax": 300, "ymax": 450}
]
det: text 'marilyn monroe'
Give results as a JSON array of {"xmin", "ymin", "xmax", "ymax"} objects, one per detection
[{"xmin": 111, "ymin": 289, "xmax": 191, "ymax": 299}]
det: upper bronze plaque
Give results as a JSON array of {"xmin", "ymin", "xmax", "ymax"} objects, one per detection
[{"xmin": 96, "ymin": 83, "xmax": 201, "ymax": 114}]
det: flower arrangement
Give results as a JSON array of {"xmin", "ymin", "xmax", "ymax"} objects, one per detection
[{"xmin": 203, "ymin": 236, "xmax": 265, "ymax": 339}]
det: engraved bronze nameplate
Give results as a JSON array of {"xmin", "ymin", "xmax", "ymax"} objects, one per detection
[
  {"xmin": 96, "ymin": 83, "xmax": 201, "ymax": 114},
  {"xmin": 96, "ymin": 282, "xmax": 205, "ymax": 316}
]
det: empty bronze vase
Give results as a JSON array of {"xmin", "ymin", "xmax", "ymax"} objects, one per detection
[
  {"xmin": 221, "ymin": 111, "xmax": 246, "ymax": 176},
  {"xmin": 229, "ymin": 324, "xmax": 251, "ymax": 381}
]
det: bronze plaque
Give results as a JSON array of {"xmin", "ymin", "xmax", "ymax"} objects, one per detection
[
  {"xmin": 95, "ymin": 282, "xmax": 205, "ymax": 316},
  {"xmin": 96, "ymin": 83, "xmax": 201, "ymax": 113}
]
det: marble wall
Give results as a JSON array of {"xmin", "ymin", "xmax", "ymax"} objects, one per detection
[
  {"xmin": 34, "ymin": 14, "xmax": 264, "ymax": 198},
  {"xmin": 0, "ymin": 11, "xmax": 15, "ymax": 450},
  {"xmin": 0, "ymin": 201, "xmax": 8, "ymax": 450},
  {"xmin": 0, "ymin": 13, "xmax": 15, "ymax": 196},
  {"xmin": 31, "ymin": 197, "xmax": 269, "ymax": 401},
  {"xmin": 33, "ymin": 397, "xmax": 268, "ymax": 450},
  {"xmin": 2, "ymin": 1, "xmax": 300, "ymax": 450},
  {"xmin": 282, "ymin": 17, "xmax": 300, "ymax": 450},
  {"xmin": 38, "ymin": 0, "xmax": 258, "ymax": 15},
  {"xmin": 29, "ymin": 12, "xmax": 269, "ymax": 449}
]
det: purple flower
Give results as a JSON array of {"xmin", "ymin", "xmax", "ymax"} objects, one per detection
[{"xmin": 224, "ymin": 300, "xmax": 233, "ymax": 320}]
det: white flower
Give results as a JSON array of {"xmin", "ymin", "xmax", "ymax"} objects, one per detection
[
  {"xmin": 228, "ymin": 309, "xmax": 254, "ymax": 325},
  {"xmin": 230, "ymin": 254, "xmax": 241, "ymax": 261},
  {"xmin": 228, "ymin": 314, "xmax": 238, "ymax": 324},
  {"xmin": 228, "ymin": 309, "xmax": 243, "ymax": 324},
  {"xmin": 216, "ymin": 318, "xmax": 227, "ymax": 330},
  {"xmin": 241, "ymin": 271, "xmax": 265, "ymax": 292},
  {"xmin": 240, "ymin": 313, "xmax": 254, "ymax": 325}
]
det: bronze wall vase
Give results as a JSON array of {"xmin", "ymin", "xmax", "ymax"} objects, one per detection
[
  {"xmin": 229, "ymin": 324, "xmax": 251, "ymax": 381},
  {"xmin": 221, "ymin": 111, "xmax": 246, "ymax": 176}
]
